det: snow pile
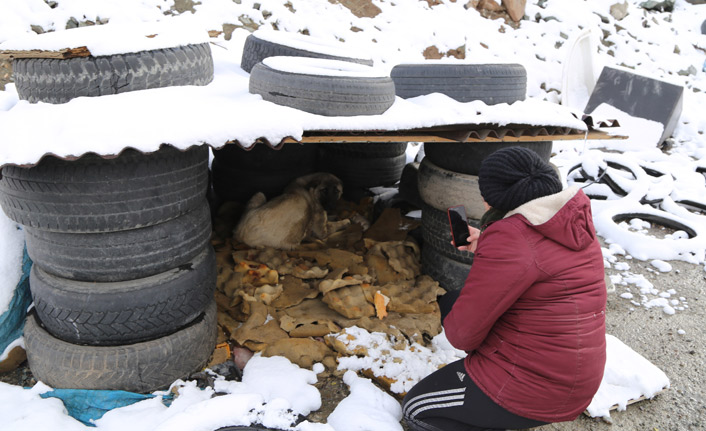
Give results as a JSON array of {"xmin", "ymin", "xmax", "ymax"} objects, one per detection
[
  {"xmin": 586, "ymin": 334, "xmax": 670, "ymax": 420},
  {"xmin": 1, "ymin": 355, "xmax": 403, "ymax": 431},
  {"xmin": 332, "ymin": 326, "xmax": 467, "ymax": 394}
]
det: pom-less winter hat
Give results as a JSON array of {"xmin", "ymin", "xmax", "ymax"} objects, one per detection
[{"xmin": 478, "ymin": 146, "xmax": 562, "ymax": 211}]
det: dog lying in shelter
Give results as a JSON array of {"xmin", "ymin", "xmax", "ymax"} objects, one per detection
[{"xmin": 233, "ymin": 172, "xmax": 349, "ymax": 250}]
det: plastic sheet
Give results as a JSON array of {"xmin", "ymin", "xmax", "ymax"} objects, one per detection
[{"xmin": 0, "ymin": 246, "xmax": 31, "ymax": 359}]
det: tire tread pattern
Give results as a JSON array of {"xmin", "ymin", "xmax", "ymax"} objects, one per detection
[
  {"xmin": 30, "ymin": 246, "xmax": 216, "ymax": 345},
  {"xmin": 0, "ymin": 145, "xmax": 209, "ymax": 232},
  {"xmin": 25, "ymin": 201, "xmax": 212, "ymax": 281},
  {"xmin": 24, "ymin": 300, "xmax": 218, "ymax": 393},
  {"xmin": 249, "ymin": 62, "xmax": 395, "ymax": 117},
  {"xmin": 240, "ymin": 34, "xmax": 373, "ymax": 73},
  {"xmin": 13, "ymin": 43, "xmax": 214, "ymax": 104}
]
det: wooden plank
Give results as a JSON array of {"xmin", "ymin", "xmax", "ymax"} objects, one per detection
[
  {"xmin": 0, "ymin": 46, "xmax": 92, "ymax": 60},
  {"xmin": 282, "ymin": 129, "xmax": 625, "ymax": 144},
  {"xmin": 585, "ymin": 386, "xmax": 669, "ymax": 422}
]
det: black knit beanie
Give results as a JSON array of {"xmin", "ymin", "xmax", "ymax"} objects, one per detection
[{"xmin": 478, "ymin": 146, "xmax": 562, "ymax": 211}]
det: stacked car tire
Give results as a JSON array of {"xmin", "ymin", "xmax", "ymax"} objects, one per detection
[
  {"xmin": 238, "ymin": 31, "xmax": 404, "ymax": 195},
  {"xmin": 0, "ymin": 145, "xmax": 217, "ymax": 393},
  {"xmin": 2, "ymin": 41, "xmax": 218, "ymax": 393},
  {"xmin": 391, "ymin": 63, "xmax": 554, "ymax": 292}
]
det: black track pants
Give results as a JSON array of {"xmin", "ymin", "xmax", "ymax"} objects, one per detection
[{"xmin": 402, "ymin": 359, "xmax": 548, "ymax": 431}]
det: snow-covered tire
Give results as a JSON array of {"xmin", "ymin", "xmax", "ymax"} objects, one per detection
[
  {"xmin": 421, "ymin": 203, "xmax": 475, "ymax": 265},
  {"xmin": 417, "ymin": 158, "xmax": 485, "ymax": 220},
  {"xmin": 318, "ymin": 142, "xmax": 407, "ymax": 159},
  {"xmin": 240, "ymin": 30, "xmax": 373, "ymax": 73},
  {"xmin": 390, "ymin": 63, "xmax": 527, "ymax": 104},
  {"xmin": 421, "ymin": 246, "xmax": 471, "ymax": 292},
  {"xmin": 24, "ymin": 299, "xmax": 217, "ymax": 393},
  {"xmin": 249, "ymin": 57, "xmax": 395, "ymax": 116},
  {"xmin": 0, "ymin": 145, "xmax": 209, "ymax": 233},
  {"xmin": 423, "ymin": 141, "xmax": 552, "ymax": 176},
  {"xmin": 13, "ymin": 43, "xmax": 214, "ymax": 104},
  {"xmin": 25, "ymin": 201, "xmax": 212, "ymax": 282},
  {"xmin": 210, "ymin": 157, "xmax": 315, "ymax": 203},
  {"xmin": 317, "ymin": 151, "xmax": 406, "ymax": 188},
  {"xmin": 30, "ymin": 246, "xmax": 216, "ymax": 346},
  {"xmin": 611, "ymin": 212, "xmax": 697, "ymax": 239}
]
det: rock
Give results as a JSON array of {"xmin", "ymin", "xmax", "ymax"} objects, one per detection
[
  {"xmin": 502, "ymin": 0, "xmax": 526, "ymax": 22},
  {"xmin": 423, "ymin": 46, "xmax": 443, "ymax": 59},
  {"xmin": 332, "ymin": 0, "xmax": 381, "ymax": 18},
  {"xmin": 222, "ymin": 23, "xmax": 238, "ymax": 40},
  {"xmin": 610, "ymin": 1, "xmax": 629, "ymax": 21},
  {"xmin": 65, "ymin": 17, "xmax": 79, "ymax": 29},
  {"xmin": 677, "ymin": 65, "xmax": 697, "ymax": 76},
  {"xmin": 30, "ymin": 25, "xmax": 45, "ymax": 34},
  {"xmin": 173, "ymin": 0, "xmax": 198, "ymax": 14},
  {"xmin": 478, "ymin": 0, "xmax": 504, "ymax": 12},
  {"xmin": 702, "ymin": 18, "xmax": 706, "ymax": 35},
  {"xmin": 639, "ymin": 0, "xmax": 674, "ymax": 12}
]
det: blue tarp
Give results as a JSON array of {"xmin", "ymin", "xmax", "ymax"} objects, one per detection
[
  {"xmin": 0, "ymin": 246, "xmax": 32, "ymax": 357},
  {"xmin": 39, "ymin": 389, "xmax": 170, "ymax": 426}
]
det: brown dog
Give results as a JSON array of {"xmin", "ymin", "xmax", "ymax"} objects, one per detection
[{"xmin": 233, "ymin": 172, "xmax": 347, "ymax": 250}]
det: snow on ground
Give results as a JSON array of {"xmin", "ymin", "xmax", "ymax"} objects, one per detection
[{"xmin": 0, "ymin": 0, "xmax": 705, "ymax": 429}]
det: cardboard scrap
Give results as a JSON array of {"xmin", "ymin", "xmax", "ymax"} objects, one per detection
[
  {"xmin": 262, "ymin": 337, "xmax": 338, "ymax": 370},
  {"xmin": 363, "ymin": 207, "xmax": 421, "ymax": 242},
  {"xmin": 231, "ymin": 302, "xmax": 289, "ymax": 351},
  {"xmin": 362, "ymin": 275, "xmax": 446, "ymax": 315},
  {"xmin": 374, "ymin": 291, "xmax": 389, "ymax": 319},
  {"xmin": 269, "ymin": 275, "xmax": 319, "ymax": 309},
  {"xmin": 322, "ymin": 285, "xmax": 376, "ymax": 319},
  {"xmin": 364, "ymin": 240, "xmax": 421, "ymax": 284},
  {"xmin": 210, "ymin": 197, "xmax": 447, "ymax": 372}
]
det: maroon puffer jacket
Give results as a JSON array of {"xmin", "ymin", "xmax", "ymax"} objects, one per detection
[{"xmin": 444, "ymin": 187, "xmax": 606, "ymax": 423}]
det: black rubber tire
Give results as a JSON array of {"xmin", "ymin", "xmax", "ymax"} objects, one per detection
[
  {"xmin": 318, "ymin": 142, "xmax": 407, "ymax": 159},
  {"xmin": 423, "ymin": 141, "xmax": 553, "ymax": 176},
  {"xmin": 25, "ymin": 201, "xmax": 212, "ymax": 282},
  {"xmin": 240, "ymin": 31, "xmax": 373, "ymax": 73},
  {"xmin": 421, "ymin": 246, "xmax": 471, "ymax": 292},
  {"xmin": 398, "ymin": 162, "xmax": 423, "ymax": 208},
  {"xmin": 0, "ymin": 145, "xmax": 209, "ymax": 233},
  {"xmin": 612, "ymin": 213, "xmax": 697, "ymax": 238},
  {"xmin": 421, "ymin": 203, "xmax": 475, "ymax": 265},
  {"xmin": 249, "ymin": 59, "xmax": 395, "ymax": 117},
  {"xmin": 417, "ymin": 158, "xmax": 486, "ymax": 220},
  {"xmin": 675, "ymin": 199, "xmax": 706, "ymax": 215},
  {"xmin": 213, "ymin": 142, "xmax": 318, "ymax": 170},
  {"xmin": 13, "ymin": 43, "xmax": 214, "ymax": 104},
  {"xmin": 317, "ymin": 151, "xmax": 406, "ymax": 188},
  {"xmin": 24, "ymin": 299, "xmax": 217, "ymax": 393},
  {"xmin": 30, "ymin": 246, "xmax": 216, "ymax": 346},
  {"xmin": 390, "ymin": 63, "xmax": 527, "ymax": 104},
  {"xmin": 210, "ymin": 157, "xmax": 315, "ymax": 203}
]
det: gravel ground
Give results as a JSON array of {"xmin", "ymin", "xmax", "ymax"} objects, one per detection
[{"xmin": 528, "ymin": 257, "xmax": 706, "ymax": 431}]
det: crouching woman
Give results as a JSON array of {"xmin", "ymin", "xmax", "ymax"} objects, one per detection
[{"xmin": 403, "ymin": 147, "xmax": 607, "ymax": 431}]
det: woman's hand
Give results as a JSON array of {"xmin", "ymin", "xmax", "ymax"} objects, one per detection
[{"xmin": 453, "ymin": 226, "xmax": 481, "ymax": 253}]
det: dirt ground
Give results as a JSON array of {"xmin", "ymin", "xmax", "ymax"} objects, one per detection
[{"xmin": 2, "ymin": 232, "xmax": 705, "ymax": 431}]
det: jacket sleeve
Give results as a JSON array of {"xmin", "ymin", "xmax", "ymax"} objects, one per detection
[{"xmin": 443, "ymin": 220, "xmax": 539, "ymax": 353}]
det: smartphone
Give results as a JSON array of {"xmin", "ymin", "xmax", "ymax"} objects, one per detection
[{"xmin": 447, "ymin": 205, "xmax": 470, "ymax": 247}]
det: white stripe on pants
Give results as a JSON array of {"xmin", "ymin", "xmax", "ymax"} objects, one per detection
[{"xmin": 404, "ymin": 387, "xmax": 466, "ymax": 419}]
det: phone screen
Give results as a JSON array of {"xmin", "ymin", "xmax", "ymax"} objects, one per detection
[{"xmin": 448, "ymin": 205, "xmax": 470, "ymax": 247}]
